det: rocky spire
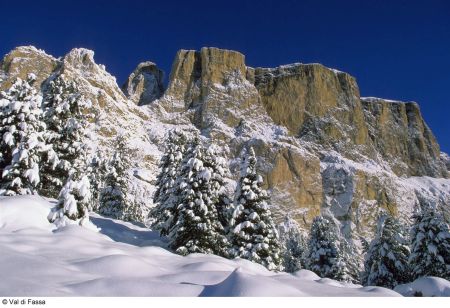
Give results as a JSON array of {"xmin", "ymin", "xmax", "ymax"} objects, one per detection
[{"xmin": 122, "ymin": 61, "xmax": 164, "ymax": 105}]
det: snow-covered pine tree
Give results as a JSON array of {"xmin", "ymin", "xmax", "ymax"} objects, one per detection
[
  {"xmin": 43, "ymin": 74, "xmax": 97, "ymax": 227},
  {"xmin": 409, "ymin": 205, "xmax": 450, "ymax": 280},
  {"xmin": 168, "ymin": 136, "xmax": 229, "ymax": 257},
  {"xmin": 228, "ymin": 147, "xmax": 283, "ymax": 271},
  {"xmin": 339, "ymin": 231, "xmax": 363, "ymax": 284},
  {"xmin": 48, "ymin": 172, "xmax": 92, "ymax": 227},
  {"xmin": 88, "ymin": 151, "xmax": 108, "ymax": 211},
  {"xmin": 361, "ymin": 214, "xmax": 410, "ymax": 288},
  {"xmin": 151, "ymin": 129, "xmax": 188, "ymax": 236},
  {"xmin": 40, "ymin": 74, "xmax": 90, "ymax": 198},
  {"xmin": 279, "ymin": 215, "xmax": 308, "ymax": 272},
  {"xmin": 0, "ymin": 74, "xmax": 48, "ymax": 196},
  {"xmin": 306, "ymin": 215, "xmax": 346, "ymax": 280},
  {"xmin": 98, "ymin": 135, "xmax": 143, "ymax": 221},
  {"xmin": 47, "ymin": 143, "xmax": 92, "ymax": 227}
]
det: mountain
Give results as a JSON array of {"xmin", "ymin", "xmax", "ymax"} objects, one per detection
[{"xmin": 1, "ymin": 46, "xmax": 449, "ymax": 240}]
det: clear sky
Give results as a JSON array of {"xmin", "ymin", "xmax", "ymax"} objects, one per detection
[{"xmin": 1, "ymin": 0, "xmax": 449, "ymax": 152}]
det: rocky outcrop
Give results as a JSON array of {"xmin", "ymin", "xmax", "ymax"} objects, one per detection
[
  {"xmin": 361, "ymin": 97, "xmax": 447, "ymax": 178},
  {"xmin": 0, "ymin": 46, "xmax": 59, "ymax": 91},
  {"xmin": 161, "ymin": 47, "xmax": 263, "ymax": 131},
  {"xmin": 122, "ymin": 62, "xmax": 164, "ymax": 105},
  {"xmin": 442, "ymin": 152, "xmax": 450, "ymax": 172},
  {"xmin": 253, "ymin": 64, "xmax": 369, "ymax": 152}
]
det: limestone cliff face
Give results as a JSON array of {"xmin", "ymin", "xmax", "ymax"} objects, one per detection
[
  {"xmin": 253, "ymin": 64, "xmax": 369, "ymax": 151},
  {"xmin": 361, "ymin": 97, "xmax": 446, "ymax": 178}
]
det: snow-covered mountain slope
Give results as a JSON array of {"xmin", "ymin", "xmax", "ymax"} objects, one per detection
[
  {"xmin": 0, "ymin": 46, "xmax": 155, "ymax": 220},
  {"xmin": 1, "ymin": 45, "xmax": 449, "ymax": 241},
  {"xmin": 0, "ymin": 195, "xmax": 405, "ymax": 297}
]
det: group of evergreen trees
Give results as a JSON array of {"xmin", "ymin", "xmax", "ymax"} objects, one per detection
[
  {"xmin": 151, "ymin": 130, "xmax": 283, "ymax": 271},
  {"xmin": 279, "ymin": 207, "xmax": 450, "ymax": 288},
  {"xmin": 278, "ymin": 215, "xmax": 361, "ymax": 283},
  {"xmin": 0, "ymin": 74, "xmax": 143, "ymax": 225},
  {"xmin": 151, "ymin": 129, "xmax": 450, "ymax": 281},
  {"xmin": 0, "ymin": 74, "xmax": 93, "ymax": 225},
  {"xmin": 362, "ymin": 206, "xmax": 450, "ymax": 288}
]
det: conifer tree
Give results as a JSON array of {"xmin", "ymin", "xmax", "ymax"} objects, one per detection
[
  {"xmin": 98, "ymin": 135, "xmax": 143, "ymax": 221},
  {"xmin": 88, "ymin": 151, "xmax": 108, "ymax": 211},
  {"xmin": 40, "ymin": 75, "xmax": 90, "ymax": 198},
  {"xmin": 44, "ymin": 74, "xmax": 96, "ymax": 226},
  {"xmin": 47, "ymin": 145, "xmax": 92, "ymax": 226},
  {"xmin": 0, "ymin": 74, "xmax": 48, "ymax": 195},
  {"xmin": 307, "ymin": 216, "xmax": 346, "ymax": 280},
  {"xmin": 151, "ymin": 130, "xmax": 188, "ymax": 235},
  {"xmin": 361, "ymin": 214, "xmax": 410, "ymax": 288},
  {"xmin": 409, "ymin": 205, "xmax": 450, "ymax": 280},
  {"xmin": 279, "ymin": 216, "xmax": 308, "ymax": 272},
  {"xmin": 228, "ymin": 147, "xmax": 283, "ymax": 271},
  {"xmin": 339, "ymin": 232, "xmax": 363, "ymax": 284},
  {"xmin": 48, "ymin": 172, "xmax": 92, "ymax": 227},
  {"xmin": 168, "ymin": 136, "xmax": 229, "ymax": 257}
]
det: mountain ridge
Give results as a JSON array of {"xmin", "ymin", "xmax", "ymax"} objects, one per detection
[{"xmin": 1, "ymin": 45, "xmax": 449, "ymax": 240}]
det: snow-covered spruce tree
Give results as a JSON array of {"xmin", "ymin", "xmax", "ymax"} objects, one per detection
[
  {"xmin": 306, "ymin": 216, "xmax": 346, "ymax": 280},
  {"xmin": 361, "ymin": 214, "xmax": 410, "ymax": 288},
  {"xmin": 98, "ymin": 135, "xmax": 143, "ymax": 221},
  {"xmin": 40, "ymin": 75, "xmax": 90, "ymax": 198},
  {"xmin": 228, "ymin": 147, "xmax": 283, "ymax": 271},
  {"xmin": 47, "ymin": 142, "xmax": 92, "ymax": 227},
  {"xmin": 339, "ymin": 232, "xmax": 363, "ymax": 284},
  {"xmin": 151, "ymin": 129, "xmax": 188, "ymax": 236},
  {"xmin": 168, "ymin": 136, "xmax": 229, "ymax": 257},
  {"xmin": 279, "ymin": 215, "xmax": 308, "ymax": 272},
  {"xmin": 88, "ymin": 151, "xmax": 108, "ymax": 211},
  {"xmin": 0, "ymin": 74, "xmax": 48, "ymax": 196},
  {"xmin": 45, "ymin": 76, "xmax": 93, "ymax": 226},
  {"xmin": 409, "ymin": 205, "xmax": 450, "ymax": 280}
]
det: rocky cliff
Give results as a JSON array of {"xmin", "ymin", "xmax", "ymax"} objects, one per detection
[{"xmin": 1, "ymin": 46, "xmax": 449, "ymax": 239}]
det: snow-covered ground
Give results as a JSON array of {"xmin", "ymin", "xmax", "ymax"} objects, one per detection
[{"xmin": 0, "ymin": 195, "xmax": 447, "ymax": 297}]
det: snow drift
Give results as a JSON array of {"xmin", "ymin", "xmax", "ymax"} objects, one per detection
[{"xmin": 0, "ymin": 195, "xmax": 405, "ymax": 297}]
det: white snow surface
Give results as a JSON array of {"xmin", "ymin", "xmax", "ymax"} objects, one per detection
[
  {"xmin": 394, "ymin": 277, "xmax": 450, "ymax": 297},
  {"xmin": 0, "ymin": 195, "xmax": 402, "ymax": 297}
]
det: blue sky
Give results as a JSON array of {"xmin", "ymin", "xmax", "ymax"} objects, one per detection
[{"xmin": 1, "ymin": 0, "xmax": 449, "ymax": 152}]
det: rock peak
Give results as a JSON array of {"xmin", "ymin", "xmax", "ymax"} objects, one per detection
[
  {"xmin": 63, "ymin": 48, "xmax": 97, "ymax": 71},
  {"xmin": 165, "ymin": 47, "xmax": 247, "ymax": 102},
  {"xmin": 122, "ymin": 61, "xmax": 164, "ymax": 105}
]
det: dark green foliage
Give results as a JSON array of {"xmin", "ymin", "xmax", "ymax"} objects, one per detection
[
  {"xmin": 409, "ymin": 205, "xmax": 450, "ymax": 280},
  {"xmin": 98, "ymin": 135, "xmax": 143, "ymax": 221},
  {"xmin": 281, "ymin": 224, "xmax": 308, "ymax": 272},
  {"xmin": 361, "ymin": 214, "xmax": 410, "ymax": 288},
  {"xmin": 151, "ymin": 130, "xmax": 188, "ymax": 235},
  {"xmin": 0, "ymin": 74, "xmax": 47, "ymax": 196},
  {"xmin": 40, "ymin": 75, "xmax": 89, "ymax": 198},
  {"xmin": 307, "ymin": 216, "xmax": 345, "ymax": 280},
  {"xmin": 168, "ymin": 136, "xmax": 229, "ymax": 257},
  {"xmin": 228, "ymin": 147, "xmax": 283, "ymax": 271}
]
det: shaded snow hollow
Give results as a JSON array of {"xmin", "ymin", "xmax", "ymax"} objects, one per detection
[{"xmin": 0, "ymin": 195, "xmax": 443, "ymax": 297}]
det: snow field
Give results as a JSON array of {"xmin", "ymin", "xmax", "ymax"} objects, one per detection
[{"xmin": 0, "ymin": 195, "xmax": 406, "ymax": 296}]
